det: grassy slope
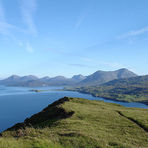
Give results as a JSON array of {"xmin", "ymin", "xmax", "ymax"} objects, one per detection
[{"xmin": 1, "ymin": 97, "xmax": 148, "ymax": 148}]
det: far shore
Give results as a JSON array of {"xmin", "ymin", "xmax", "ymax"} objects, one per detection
[
  {"xmin": 29, "ymin": 88, "xmax": 148, "ymax": 106},
  {"xmin": 64, "ymin": 88, "xmax": 148, "ymax": 106}
]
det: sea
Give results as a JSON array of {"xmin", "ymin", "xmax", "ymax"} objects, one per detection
[{"xmin": 0, "ymin": 85, "xmax": 147, "ymax": 132}]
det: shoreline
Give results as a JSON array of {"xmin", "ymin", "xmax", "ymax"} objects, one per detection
[
  {"xmin": 27, "ymin": 88, "xmax": 148, "ymax": 106},
  {"xmin": 65, "ymin": 89, "xmax": 148, "ymax": 106}
]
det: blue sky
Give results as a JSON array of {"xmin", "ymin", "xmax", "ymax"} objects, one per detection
[{"xmin": 0, "ymin": 0, "xmax": 148, "ymax": 78}]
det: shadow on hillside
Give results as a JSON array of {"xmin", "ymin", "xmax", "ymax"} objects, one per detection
[{"xmin": 6, "ymin": 97, "xmax": 75, "ymax": 131}]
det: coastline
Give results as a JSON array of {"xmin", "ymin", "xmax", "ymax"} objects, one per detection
[
  {"xmin": 65, "ymin": 89, "xmax": 148, "ymax": 106},
  {"xmin": 28, "ymin": 88, "xmax": 148, "ymax": 106}
]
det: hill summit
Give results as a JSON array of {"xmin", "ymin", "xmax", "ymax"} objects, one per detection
[
  {"xmin": 1, "ymin": 97, "xmax": 148, "ymax": 148},
  {"xmin": 79, "ymin": 68, "xmax": 137, "ymax": 86}
]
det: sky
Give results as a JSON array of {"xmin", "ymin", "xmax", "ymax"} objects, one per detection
[{"xmin": 0, "ymin": 0, "xmax": 148, "ymax": 78}]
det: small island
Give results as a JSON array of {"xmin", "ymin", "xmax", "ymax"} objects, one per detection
[{"xmin": 30, "ymin": 89, "xmax": 43, "ymax": 92}]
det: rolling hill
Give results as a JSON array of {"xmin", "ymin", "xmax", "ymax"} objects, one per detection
[{"xmin": 1, "ymin": 97, "xmax": 148, "ymax": 148}]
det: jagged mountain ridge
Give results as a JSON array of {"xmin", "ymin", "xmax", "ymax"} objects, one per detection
[{"xmin": 0, "ymin": 68, "xmax": 137, "ymax": 87}]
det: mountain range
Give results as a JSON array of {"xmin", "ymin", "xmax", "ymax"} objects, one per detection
[{"xmin": 0, "ymin": 68, "xmax": 137, "ymax": 87}]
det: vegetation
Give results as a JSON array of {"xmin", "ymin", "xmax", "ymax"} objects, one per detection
[
  {"xmin": 68, "ymin": 75, "xmax": 148, "ymax": 102},
  {"xmin": 1, "ymin": 97, "xmax": 148, "ymax": 148}
]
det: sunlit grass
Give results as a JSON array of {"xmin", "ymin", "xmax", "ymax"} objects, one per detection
[{"xmin": 1, "ymin": 97, "xmax": 148, "ymax": 148}]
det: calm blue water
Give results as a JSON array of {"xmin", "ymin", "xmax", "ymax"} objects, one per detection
[{"xmin": 0, "ymin": 85, "xmax": 147, "ymax": 132}]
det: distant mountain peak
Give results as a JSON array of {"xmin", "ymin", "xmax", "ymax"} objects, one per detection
[
  {"xmin": 22, "ymin": 75, "xmax": 38, "ymax": 78},
  {"xmin": 41, "ymin": 76, "xmax": 50, "ymax": 80},
  {"xmin": 72, "ymin": 74, "xmax": 86, "ymax": 81},
  {"xmin": 79, "ymin": 68, "xmax": 137, "ymax": 86},
  {"xmin": 118, "ymin": 68, "xmax": 128, "ymax": 70},
  {"xmin": 116, "ymin": 68, "xmax": 131, "ymax": 72},
  {"xmin": 42, "ymin": 76, "xmax": 50, "ymax": 79},
  {"xmin": 20, "ymin": 75, "xmax": 39, "ymax": 81},
  {"xmin": 7, "ymin": 75, "xmax": 20, "ymax": 80},
  {"xmin": 52, "ymin": 76, "xmax": 67, "ymax": 79},
  {"xmin": 116, "ymin": 68, "xmax": 137, "ymax": 79},
  {"xmin": 10, "ymin": 75, "xmax": 20, "ymax": 77}
]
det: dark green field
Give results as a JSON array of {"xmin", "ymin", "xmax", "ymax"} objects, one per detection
[{"xmin": 0, "ymin": 97, "xmax": 148, "ymax": 148}]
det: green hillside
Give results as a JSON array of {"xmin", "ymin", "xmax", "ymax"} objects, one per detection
[
  {"xmin": 71, "ymin": 75, "xmax": 148, "ymax": 103},
  {"xmin": 1, "ymin": 97, "xmax": 148, "ymax": 148}
]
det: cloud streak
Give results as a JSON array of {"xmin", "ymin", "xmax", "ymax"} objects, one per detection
[
  {"xmin": 69, "ymin": 62, "xmax": 124, "ymax": 69},
  {"xmin": 80, "ymin": 57, "xmax": 92, "ymax": 62},
  {"xmin": 80, "ymin": 57, "xmax": 125, "ymax": 69},
  {"xmin": 100, "ymin": 61, "xmax": 124, "ymax": 69},
  {"xmin": 19, "ymin": 0, "xmax": 37, "ymax": 35},
  {"xmin": 69, "ymin": 64, "xmax": 96, "ymax": 68},
  {"xmin": 75, "ymin": 0, "xmax": 94, "ymax": 29},
  {"xmin": 26, "ymin": 42, "xmax": 34, "ymax": 53},
  {"xmin": 75, "ymin": 13, "xmax": 87, "ymax": 29},
  {"xmin": 0, "ymin": 0, "xmax": 25, "ymax": 37},
  {"xmin": 0, "ymin": 0, "xmax": 5, "ymax": 21},
  {"xmin": 0, "ymin": 0, "xmax": 12, "ymax": 36},
  {"xmin": 18, "ymin": 41, "xmax": 35, "ymax": 53},
  {"xmin": 118, "ymin": 27, "xmax": 148, "ymax": 39},
  {"xmin": 0, "ymin": 0, "xmax": 35, "ymax": 54}
]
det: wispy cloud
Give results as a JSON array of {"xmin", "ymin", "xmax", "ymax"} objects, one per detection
[
  {"xmin": 18, "ymin": 41, "xmax": 23, "ymax": 47},
  {"xmin": 18, "ymin": 41, "xmax": 35, "ymax": 53},
  {"xmin": 75, "ymin": 1, "xmax": 94, "ymax": 29},
  {"xmin": 26, "ymin": 42, "xmax": 34, "ymax": 53},
  {"xmin": 80, "ymin": 57, "xmax": 125, "ymax": 69},
  {"xmin": 69, "ymin": 64, "xmax": 96, "ymax": 68},
  {"xmin": 0, "ymin": 0, "xmax": 25, "ymax": 37},
  {"xmin": 0, "ymin": 0, "xmax": 37, "ymax": 37},
  {"xmin": 0, "ymin": 22, "xmax": 12, "ymax": 36},
  {"xmin": 0, "ymin": 0, "xmax": 12, "ymax": 36},
  {"xmin": 75, "ymin": 13, "xmax": 87, "ymax": 29},
  {"xmin": 100, "ymin": 62, "xmax": 124, "ymax": 69},
  {"xmin": 0, "ymin": 0, "xmax": 5, "ymax": 21},
  {"xmin": 0, "ymin": 0, "xmax": 35, "ymax": 54},
  {"xmin": 80, "ymin": 57, "xmax": 92, "ymax": 62},
  {"xmin": 118, "ymin": 27, "xmax": 148, "ymax": 39},
  {"xmin": 19, "ymin": 0, "xmax": 37, "ymax": 35}
]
